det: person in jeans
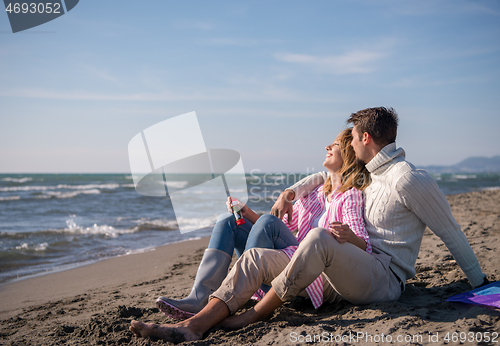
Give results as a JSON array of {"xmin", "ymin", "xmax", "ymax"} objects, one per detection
[
  {"xmin": 156, "ymin": 128, "xmax": 369, "ymax": 320},
  {"xmin": 155, "ymin": 199, "xmax": 300, "ymax": 319},
  {"xmin": 131, "ymin": 107, "xmax": 487, "ymax": 343}
]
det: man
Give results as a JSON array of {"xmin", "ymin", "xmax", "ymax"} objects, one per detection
[{"xmin": 129, "ymin": 107, "xmax": 487, "ymax": 343}]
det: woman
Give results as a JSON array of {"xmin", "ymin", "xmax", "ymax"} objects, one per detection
[{"xmin": 156, "ymin": 128, "xmax": 370, "ymax": 319}]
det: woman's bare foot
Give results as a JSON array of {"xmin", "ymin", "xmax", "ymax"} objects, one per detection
[{"xmin": 129, "ymin": 320, "xmax": 202, "ymax": 343}]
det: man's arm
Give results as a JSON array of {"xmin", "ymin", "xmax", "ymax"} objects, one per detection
[
  {"xmin": 270, "ymin": 172, "xmax": 327, "ymax": 222},
  {"xmin": 288, "ymin": 172, "xmax": 327, "ymax": 200},
  {"xmin": 397, "ymin": 170, "xmax": 486, "ymax": 288}
]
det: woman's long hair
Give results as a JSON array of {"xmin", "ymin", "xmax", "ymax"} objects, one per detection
[{"xmin": 322, "ymin": 128, "xmax": 371, "ymax": 195}]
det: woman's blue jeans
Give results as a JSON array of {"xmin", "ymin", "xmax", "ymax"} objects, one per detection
[
  {"xmin": 207, "ymin": 213, "xmax": 298, "ymax": 293},
  {"xmin": 208, "ymin": 213, "xmax": 299, "ymax": 257}
]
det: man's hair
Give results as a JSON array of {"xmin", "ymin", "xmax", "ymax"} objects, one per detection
[{"xmin": 347, "ymin": 107, "xmax": 399, "ymax": 146}]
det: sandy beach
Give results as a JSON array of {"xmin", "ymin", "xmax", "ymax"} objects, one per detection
[{"xmin": 1, "ymin": 190, "xmax": 499, "ymax": 345}]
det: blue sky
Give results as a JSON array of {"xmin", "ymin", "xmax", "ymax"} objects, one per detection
[{"xmin": 1, "ymin": 0, "xmax": 499, "ymax": 173}]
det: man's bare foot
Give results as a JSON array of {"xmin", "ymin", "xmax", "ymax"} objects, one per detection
[
  {"xmin": 129, "ymin": 320, "xmax": 201, "ymax": 343},
  {"xmin": 219, "ymin": 290, "xmax": 283, "ymax": 330},
  {"xmin": 218, "ymin": 310, "xmax": 255, "ymax": 330}
]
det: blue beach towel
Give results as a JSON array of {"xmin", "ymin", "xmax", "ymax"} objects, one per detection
[{"xmin": 446, "ymin": 281, "xmax": 500, "ymax": 308}]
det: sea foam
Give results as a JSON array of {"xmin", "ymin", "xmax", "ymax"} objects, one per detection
[{"xmin": 1, "ymin": 177, "xmax": 33, "ymax": 183}]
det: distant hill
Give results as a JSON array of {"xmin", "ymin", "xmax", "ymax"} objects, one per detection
[{"xmin": 419, "ymin": 156, "xmax": 500, "ymax": 173}]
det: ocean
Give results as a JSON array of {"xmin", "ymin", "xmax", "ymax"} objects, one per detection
[{"xmin": 1, "ymin": 172, "xmax": 499, "ymax": 284}]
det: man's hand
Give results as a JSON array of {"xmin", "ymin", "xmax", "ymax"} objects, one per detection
[
  {"xmin": 329, "ymin": 222, "xmax": 355, "ymax": 243},
  {"xmin": 270, "ymin": 189, "xmax": 295, "ymax": 223}
]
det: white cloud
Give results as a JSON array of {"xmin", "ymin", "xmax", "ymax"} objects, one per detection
[
  {"xmin": 201, "ymin": 107, "xmax": 347, "ymax": 119},
  {"xmin": 173, "ymin": 20, "xmax": 214, "ymax": 31},
  {"xmin": 80, "ymin": 64, "xmax": 121, "ymax": 84},
  {"xmin": 275, "ymin": 49, "xmax": 386, "ymax": 75},
  {"xmin": 0, "ymin": 84, "xmax": 336, "ymax": 103},
  {"xmin": 223, "ymin": 4, "xmax": 249, "ymax": 16},
  {"xmin": 196, "ymin": 37, "xmax": 288, "ymax": 47},
  {"xmin": 388, "ymin": 0, "xmax": 500, "ymax": 16}
]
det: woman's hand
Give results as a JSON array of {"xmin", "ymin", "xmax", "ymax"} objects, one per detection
[
  {"xmin": 329, "ymin": 222, "xmax": 355, "ymax": 243},
  {"xmin": 226, "ymin": 197, "xmax": 249, "ymax": 216},
  {"xmin": 226, "ymin": 197, "xmax": 261, "ymax": 224},
  {"xmin": 329, "ymin": 221, "xmax": 367, "ymax": 251}
]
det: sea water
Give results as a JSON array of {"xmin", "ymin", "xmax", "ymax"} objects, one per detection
[{"xmin": 0, "ymin": 172, "xmax": 499, "ymax": 284}]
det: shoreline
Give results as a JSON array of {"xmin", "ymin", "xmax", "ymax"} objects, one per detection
[
  {"xmin": 1, "ymin": 189, "xmax": 499, "ymax": 345},
  {"xmin": 1, "ymin": 172, "xmax": 499, "ymax": 287},
  {"xmin": 3, "ymin": 185, "xmax": 498, "ymax": 286},
  {"xmin": 0, "ymin": 237, "xmax": 210, "ymax": 320},
  {"xmin": 0, "ymin": 237, "xmax": 205, "ymax": 287}
]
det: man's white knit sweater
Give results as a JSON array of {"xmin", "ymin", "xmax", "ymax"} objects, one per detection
[{"xmin": 290, "ymin": 143, "xmax": 486, "ymax": 288}]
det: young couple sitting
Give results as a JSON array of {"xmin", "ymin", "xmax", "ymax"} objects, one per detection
[{"xmin": 130, "ymin": 107, "xmax": 487, "ymax": 343}]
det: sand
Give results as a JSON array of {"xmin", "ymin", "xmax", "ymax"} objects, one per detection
[{"xmin": 1, "ymin": 190, "xmax": 499, "ymax": 345}]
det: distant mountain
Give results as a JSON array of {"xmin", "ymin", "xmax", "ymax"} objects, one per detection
[{"xmin": 419, "ymin": 156, "xmax": 500, "ymax": 173}]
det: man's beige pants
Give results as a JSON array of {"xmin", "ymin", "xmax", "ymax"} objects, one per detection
[{"xmin": 211, "ymin": 227, "xmax": 402, "ymax": 314}]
